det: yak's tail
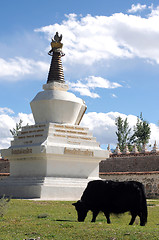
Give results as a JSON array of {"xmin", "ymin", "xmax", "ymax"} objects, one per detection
[{"xmin": 139, "ymin": 183, "xmax": 148, "ymax": 226}]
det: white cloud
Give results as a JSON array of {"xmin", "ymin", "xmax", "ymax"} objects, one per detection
[
  {"xmin": 2, "ymin": 8, "xmax": 159, "ymax": 81},
  {"xmin": 81, "ymin": 112, "xmax": 136, "ymax": 147},
  {"xmin": 35, "ymin": 11, "xmax": 159, "ymax": 65},
  {"xmin": 69, "ymin": 76, "xmax": 121, "ymax": 98},
  {"xmin": 0, "ymin": 107, "xmax": 14, "ymax": 115},
  {"xmin": 81, "ymin": 111, "xmax": 159, "ymax": 149},
  {"xmin": 128, "ymin": 4, "xmax": 147, "ymax": 13},
  {"xmin": 70, "ymin": 84, "xmax": 100, "ymax": 98},
  {"xmin": 0, "ymin": 111, "xmax": 34, "ymax": 149},
  {"xmin": 13, "ymin": 113, "xmax": 34, "ymax": 126},
  {"xmin": 0, "ymin": 110, "xmax": 158, "ymax": 151},
  {"xmin": 111, "ymin": 94, "xmax": 117, "ymax": 98},
  {"xmin": 149, "ymin": 123, "xmax": 159, "ymax": 146},
  {"xmin": 149, "ymin": 6, "xmax": 159, "ymax": 17},
  {"xmin": 86, "ymin": 76, "xmax": 121, "ymax": 89},
  {"xmin": 0, "ymin": 57, "xmax": 49, "ymax": 80}
]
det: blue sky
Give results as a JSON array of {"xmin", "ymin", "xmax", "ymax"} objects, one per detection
[{"xmin": 0, "ymin": 0, "xmax": 159, "ymax": 150}]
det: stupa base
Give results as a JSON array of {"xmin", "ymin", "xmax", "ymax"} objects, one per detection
[
  {"xmin": 0, "ymin": 177, "xmax": 98, "ymax": 200},
  {"xmin": 1, "ymin": 123, "xmax": 108, "ymax": 200}
]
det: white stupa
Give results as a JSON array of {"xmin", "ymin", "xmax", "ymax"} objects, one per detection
[{"xmin": 0, "ymin": 33, "xmax": 109, "ymax": 200}]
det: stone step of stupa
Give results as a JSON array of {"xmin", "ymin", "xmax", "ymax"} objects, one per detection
[{"xmin": 11, "ymin": 123, "xmax": 100, "ymax": 148}]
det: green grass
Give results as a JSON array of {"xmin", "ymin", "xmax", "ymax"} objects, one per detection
[{"xmin": 0, "ymin": 199, "xmax": 158, "ymax": 240}]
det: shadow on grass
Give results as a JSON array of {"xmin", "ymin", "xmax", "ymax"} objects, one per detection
[{"xmin": 55, "ymin": 219, "xmax": 76, "ymax": 222}]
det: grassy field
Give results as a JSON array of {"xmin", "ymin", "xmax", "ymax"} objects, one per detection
[{"xmin": 0, "ymin": 199, "xmax": 158, "ymax": 240}]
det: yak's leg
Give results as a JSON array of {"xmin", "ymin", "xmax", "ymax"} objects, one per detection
[
  {"xmin": 139, "ymin": 212, "xmax": 146, "ymax": 226},
  {"xmin": 91, "ymin": 210, "xmax": 99, "ymax": 222},
  {"xmin": 129, "ymin": 212, "xmax": 137, "ymax": 225},
  {"xmin": 104, "ymin": 211, "xmax": 111, "ymax": 224}
]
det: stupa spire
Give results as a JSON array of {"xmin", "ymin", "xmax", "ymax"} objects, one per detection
[{"xmin": 47, "ymin": 32, "xmax": 65, "ymax": 84}]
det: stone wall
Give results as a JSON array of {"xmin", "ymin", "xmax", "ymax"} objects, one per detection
[
  {"xmin": 1, "ymin": 152, "xmax": 159, "ymax": 198},
  {"xmin": 0, "ymin": 159, "xmax": 9, "ymax": 173},
  {"xmin": 99, "ymin": 153, "xmax": 159, "ymax": 173},
  {"xmin": 99, "ymin": 152, "xmax": 159, "ymax": 199},
  {"xmin": 100, "ymin": 171, "xmax": 159, "ymax": 199}
]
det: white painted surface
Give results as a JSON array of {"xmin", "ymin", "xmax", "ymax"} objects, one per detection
[
  {"xmin": 1, "ymin": 123, "xmax": 109, "ymax": 199},
  {"xmin": 0, "ymin": 82, "xmax": 109, "ymax": 200},
  {"xmin": 30, "ymin": 84, "xmax": 87, "ymax": 125},
  {"xmin": 2, "ymin": 123, "xmax": 108, "ymax": 178},
  {"xmin": 0, "ymin": 177, "xmax": 91, "ymax": 200},
  {"xmin": 43, "ymin": 82, "xmax": 69, "ymax": 91}
]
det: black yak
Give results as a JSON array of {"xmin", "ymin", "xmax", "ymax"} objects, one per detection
[{"xmin": 72, "ymin": 180, "xmax": 147, "ymax": 226}]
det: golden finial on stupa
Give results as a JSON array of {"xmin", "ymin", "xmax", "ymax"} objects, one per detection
[{"xmin": 48, "ymin": 32, "xmax": 64, "ymax": 56}]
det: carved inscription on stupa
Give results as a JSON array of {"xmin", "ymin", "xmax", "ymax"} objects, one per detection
[{"xmin": 64, "ymin": 148, "xmax": 94, "ymax": 156}]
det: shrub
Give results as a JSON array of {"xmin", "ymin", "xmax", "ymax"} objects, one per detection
[{"xmin": 0, "ymin": 195, "xmax": 11, "ymax": 217}]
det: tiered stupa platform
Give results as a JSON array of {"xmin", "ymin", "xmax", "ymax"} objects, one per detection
[
  {"xmin": 1, "ymin": 122, "xmax": 107, "ymax": 199},
  {"xmin": 0, "ymin": 32, "xmax": 108, "ymax": 200}
]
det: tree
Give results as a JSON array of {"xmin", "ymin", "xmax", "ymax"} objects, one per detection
[
  {"xmin": 115, "ymin": 117, "xmax": 131, "ymax": 151},
  {"xmin": 10, "ymin": 119, "xmax": 23, "ymax": 137},
  {"xmin": 130, "ymin": 113, "xmax": 151, "ymax": 151}
]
